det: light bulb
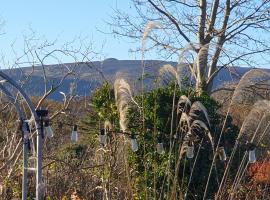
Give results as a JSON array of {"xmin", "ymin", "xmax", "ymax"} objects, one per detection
[
  {"xmin": 248, "ymin": 149, "xmax": 256, "ymax": 163},
  {"xmin": 44, "ymin": 121, "xmax": 54, "ymax": 138},
  {"xmin": 130, "ymin": 135, "xmax": 138, "ymax": 152},
  {"xmin": 157, "ymin": 143, "xmax": 165, "ymax": 154},
  {"xmin": 45, "ymin": 126, "xmax": 54, "ymax": 138},
  {"xmin": 186, "ymin": 144, "xmax": 194, "ymax": 159},
  {"xmin": 218, "ymin": 147, "xmax": 227, "ymax": 161},
  {"xmin": 71, "ymin": 125, "xmax": 78, "ymax": 142}
]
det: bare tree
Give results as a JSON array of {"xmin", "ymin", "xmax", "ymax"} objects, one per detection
[
  {"xmin": 0, "ymin": 33, "xmax": 104, "ymax": 198},
  {"xmin": 109, "ymin": 0, "xmax": 270, "ymax": 94}
]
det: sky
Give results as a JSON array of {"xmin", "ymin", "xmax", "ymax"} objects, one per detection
[
  {"xmin": 0, "ymin": 1, "xmax": 268, "ymax": 69},
  {"xmin": 0, "ymin": 0, "xmax": 145, "ymax": 67}
]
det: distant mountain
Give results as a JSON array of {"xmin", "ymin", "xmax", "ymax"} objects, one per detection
[{"xmin": 2, "ymin": 58, "xmax": 261, "ymax": 100}]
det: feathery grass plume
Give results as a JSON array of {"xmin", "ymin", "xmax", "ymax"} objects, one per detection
[
  {"xmin": 180, "ymin": 113, "xmax": 191, "ymax": 130},
  {"xmin": 177, "ymin": 95, "xmax": 191, "ymax": 115},
  {"xmin": 189, "ymin": 101, "xmax": 210, "ymax": 127},
  {"xmin": 229, "ymin": 69, "xmax": 270, "ymax": 124},
  {"xmin": 190, "ymin": 120, "xmax": 213, "ymax": 146},
  {"xmin": 158, "ymin": 64, "xmax": 181, "ymax": 87},
  {"xmin": 231, "ymin": 69, "xmax": 270, "ymax": 105},
  {"xmin": 214, "ymin": 100, "xmax": 270, "ymax": 198},
  {"xmin": 114, "ymin": 78, "xmax": 133, "ymax": 132},
  {"xmin": 227, "ymin": 101, "xmax": 270, "ymax": 197},
  {"xmin": 177, "ymin": 43, "xmax": 200, "ymax": 81},
  {"xmin": 209, "ymin": 70, "xmax": 270, "ymax": 199},
  {"xmin": 142, "ymin": 21, "xmax": 161, "ymax": 47},
  {"xmin": 178, "ymin": 44, "xmax": 197, "ymax": 64},
  {"xmin": 238, "ymin": 100, "xmax": 270, "ymax": 145}
]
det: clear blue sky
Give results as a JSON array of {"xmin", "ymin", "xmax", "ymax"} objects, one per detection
[
  {"xmin": 0, "ymin": 0, "xmax": 146, "ymax": 67},
  {"xmin": 0, "ymin": 1, "xmax": 268, "ymax": 69}
]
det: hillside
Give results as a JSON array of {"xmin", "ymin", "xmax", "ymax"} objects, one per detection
[{"xmin": 3, "ymin": 58, "xmax": 259, "ymax": 100}]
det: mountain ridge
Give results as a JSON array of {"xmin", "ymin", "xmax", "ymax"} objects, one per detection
[{"xmin": 2, "ymin": 59, "xmax": 263, "ymax": 100}]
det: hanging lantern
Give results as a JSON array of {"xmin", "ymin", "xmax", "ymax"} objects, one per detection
[
  {"xmin": 218, "ymin": 147, "xmax": 227, "ymax": 161},
  {"xmin": 130, "ymin": 134, "xmax": 138, "ymax": 152},
  {"xmin": 71, "ymin": 125, "xmax": 78, "ymax": 143},
  {"xmin": 99, "ymin": 129, "xmax": 107, "ymax": 145},
  {"xmin": 186, "ymin": 142, "xmax": 194, "ymax": 159},
  {"xmin": 44, "ymin": 120, "xmax": 54, "ymax": 138},
  {"xmin": 246, "ymin": 143, "xmax": 256, "ymax": 163},
  {"xmin": 157, "ymin": 143, "xmax": 165, "ymax": 154}
]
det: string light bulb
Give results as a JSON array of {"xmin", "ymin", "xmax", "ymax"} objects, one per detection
[
  {"xmin": 246, "ymin": 143, "xmax": 256, "ymax": 163},
  {"xmin": 157, "ymin": 133, "xmax": 165, "ymax": 154},
  {"xmin": 44, "ymin": 120, "xmax": 54, "ymax": 138},
  {"xmin": 130, "ymin": 134, "xmax": 138, "ymax": 152},
  {"xmin": 218, "ymin": 146, "xmax": 227, "ymax": 161},
  {"xmin": 186, "ymin": 142, "xmax": 194, "ymax": 159},
  {"xmin": 71, "ymin": 125, "xmax": 78, "ymax": 143},
  {"xmin": 99, "ymin": 129, "xmax": 107, "ymax": 146}
]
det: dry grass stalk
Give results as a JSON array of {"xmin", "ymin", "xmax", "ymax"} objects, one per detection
[
  {"xmin": 142, "ymin": 21, "xmax": 161, "ymax": 45},
  {"xmin": 189, "ymin": 101, "xmax": 210, "ymax": 127},
  {"xmin": 231, "ymin": 69, "xmax": 270, "ymax": 106},
  {"xmin": 114, "ymin": 78, "xmax": 133, "ymax": 132},
  {"xmin": 158, "ymin": 64, "xmax": 181, "ymax": 87},
  {"xmin": 238, "ymin": 100, "xmax": 270, "ymax": 144}
]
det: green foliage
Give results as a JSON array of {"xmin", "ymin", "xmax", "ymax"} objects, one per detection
[
  {"xmin": 92, "ymin": 82, "xmax": 118, "ymax": 122},
  {"xmin": 79, "ymin": 81, "xmax": 240, "ymax": 199}
]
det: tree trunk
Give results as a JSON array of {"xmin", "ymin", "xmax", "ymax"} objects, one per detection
[{"xmin": 196, "ymin": 45, "xmax": 209, "ymax": 95}]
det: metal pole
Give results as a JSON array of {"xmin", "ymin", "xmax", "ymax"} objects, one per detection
[
  {"xmin": 37, "ymin": 116, "xmax": 43, "ymax": 200},
  {"xmin": 0, "ymin": 84, "xmax": 28, "ymax": 200},
  {"xmin": 36, "ymin": 109, "xmax": 48, "ymax": 200},
  {"xmin": 0, "ymin": 71, "xmax": 42, "ymax": 200},
  {"xmin": 22, "ymin": 122, "xmax": 29, "ymax": 200}
]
